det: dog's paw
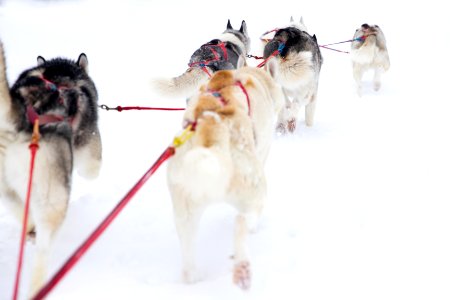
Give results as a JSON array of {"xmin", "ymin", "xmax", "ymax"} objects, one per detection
[
  {"xmin": 233, "ymin": 261, "xmax": 251, "ymax": 290},
  {"xmin": 27, "ymin": 227, "xmax": 36, "ymax": 244},
  {"xmin": 373, "ymin": 81, "xmax": 381, "ymax": 91},
  {"xmin": 276, "ymin": 122, "xmax": 287, "ymax": 135},
  {"xmin": 182, "ymin": 268, "xmax": 201, "ymax": 284},
  {"xmin": 287, "ymin": 118, "xmax": 296, "ymax": 133}
]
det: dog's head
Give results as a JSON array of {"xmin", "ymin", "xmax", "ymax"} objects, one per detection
[
  {"xmin": 10, "ymin": 53, "xmax": 98, "ymax": 131},
  {"xmin": 352, "ymin": 23, "xmax": 387, "ymax": 50},
  {"xmin": 223, "ymin": 20, "xmax": 251, "ymax": 53}
]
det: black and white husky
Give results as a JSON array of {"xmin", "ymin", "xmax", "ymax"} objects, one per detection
[
  {"xmin": 0, "ymin": 41, "xmax": 102, "ymax": 297},
  {"xmin": 152, "ymin": 20, "xmax": 251, "ymax": 98},
  {"xmin": 350, "ymin": 23, "xmax": 390, "ymax": 96},
  {"xmin": 263, "ymin": 18, "xmax": 323, "ymax": 133}
]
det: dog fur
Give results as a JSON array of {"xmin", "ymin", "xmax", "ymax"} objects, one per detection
[
  {"xmin": 350, "ymin": 23, "xmax": 390, "ymax": 96},
  {"xmin": 152, "ymin": 20, "xmax": 251, "ymax": 99},
  {"xmin": 263, "ymin": 18, "xmax": 323, "ymax": 134},
  {"xmin": 0, "ymin": 41, "xmax": 102, "ymax": 297},
  {"xmin": 166, "ymin": 66, "xmax": 283, "ymax": 290}
]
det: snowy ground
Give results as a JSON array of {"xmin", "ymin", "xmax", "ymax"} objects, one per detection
[{"xmin": 1, "ymin": 1, "xmax": 450, "ymax": 299}]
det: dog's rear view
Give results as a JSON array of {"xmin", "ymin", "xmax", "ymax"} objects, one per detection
[
  {"xmin": 151, "ymin": 20, "xmax": 250, "ymax": 99},
  {"xmin": 263, "ymin": 18, "xmax": 323, "ymax": 133},
  {"xmin": 167, "ymin": 67, "xmax": 282, "ymax": 289},
  {"xmin": 0, "ymin": 41, "xmax": 101, "ymax": 297},
  {"xmin": 351, "ymin": 23, "xmax": 390, "ymax": 95}
]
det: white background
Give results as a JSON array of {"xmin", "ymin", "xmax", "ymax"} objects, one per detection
[{"xmin": 1, "ymin": 0, "xmax": 449, "ymax": 299}]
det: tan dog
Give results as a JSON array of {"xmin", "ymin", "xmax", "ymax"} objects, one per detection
[
  {"xmin": 350, "ymin": 23, "xmax": 390, "ymax": 96},
  {"xmin": 166, "ymin": 67, "xmax": 282, "ymax": 289}
]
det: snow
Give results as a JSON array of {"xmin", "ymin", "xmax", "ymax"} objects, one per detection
[{"xmin": 1, "ymin": 0, "xmax": 450, "ymax": 299}]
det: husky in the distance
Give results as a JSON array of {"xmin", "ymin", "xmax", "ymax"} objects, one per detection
[
  {"xmin": 167, "ymin": 67, "xmax": 283, "ymax": 290},
  {"xmin": 0, "ymin": 41, "xmax": 101, "ymax": 297},
  {"xmin": 263, "ymin": 17, "xmax": 323, "ymax": 134},
  {"xmin": 350, "ymin": 23, "xmax": 390, "ymax": 96},
  {"xmin": 152, "ymin": 20, "xmax": 251, "ymax": 98}
]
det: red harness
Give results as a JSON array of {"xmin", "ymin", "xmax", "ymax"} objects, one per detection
[
  {"xmin": 26, "ymin": 76, "xmax": 75, "ymax": 126},
  {"xmin": 208, "ymin": 81, "xmax": 251, "ymax": 116},
  {"xmin": 188, "ymin": 41, "xmax": 229, "ymax": 78}
]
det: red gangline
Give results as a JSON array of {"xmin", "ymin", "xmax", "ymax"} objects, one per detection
[
  {"xmin": 319, "ymin": 45, "xmax": 349, "ymax": 54},
  {"xmin": 99, "ymin": 105, "xmax": 185, "ymax": 112},
  {"xmin": 31, "ymin": 146, "xmax": 176, "ymax": 300},
  {"xmin": 13, "ymin": 120, "xmax": 40, "ymax": 300}
]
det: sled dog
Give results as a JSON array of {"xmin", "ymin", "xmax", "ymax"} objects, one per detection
[
  {"xmin": 152, "ymin": 20, "xmax": 250, "ymax": 98},
  {"xmin": 350, "ymin": 23, "xmax": 390, "ymax": 96},
  {"xmin": 0, "ymin": 41, "xmax": 102, "ymax": 297},
  {"xmin": 167, "ymin": 67, "xmax": 283, "ymax": 290},
  {"xmin": 263, "ymin": 17, "xmax": 322, "ymax": 133}
]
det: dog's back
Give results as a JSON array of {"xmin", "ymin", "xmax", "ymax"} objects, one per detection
[
  {"xmin": 152, "ymin": 20, "xmax": 250, "ymax": 99},
  {"xmin": 167, "ymin": 67, "xmax": 282, "ymax": 289}
]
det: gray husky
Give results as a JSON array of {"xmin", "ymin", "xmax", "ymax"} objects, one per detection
[
  {"xmin": 152, "ymin": 20, "xmax": 251, "ymax": 98},
  {"xmin": 263, "ymin": 18, "xmax": 323, "ymax": 133},
  {"xmin": 350, "ymin": 23, "xmax": 390, "ymax": 96},
  {"xmin": 0, "ymin": 41, "xmax": 102, "ymax": 297}
]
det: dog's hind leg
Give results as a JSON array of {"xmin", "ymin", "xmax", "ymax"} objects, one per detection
[
  {"xmin": 305, "ymin": 91, "xmax": 317, "ymax": 127},
  {"xmin": 276, "ymin": 89, "xmax": 295, "ymax": 134},
  {"xmin": 353, "ymin": 63, "xmax": 363, "ymax": 96},
  {"xmin": 233, "ymin": 214, "xmax": 251, "ymax": 290},
  {"xmin": 172, "ymin": 192, "xmax": 205, "ymax": 284},
  {"xmin": 74, "ymin": 127, "xmax": 102, "ymax": 179},
  {"xmin": 373, "ymin": 67, "xmax": 382, "ymax": 91},
  {"xmin": 0, "ymin": 188, "xmax": 36, "ymax": 239},
  {"xmin": 28, "ymin": 184, "xmax": 69, "ymax": 298}
]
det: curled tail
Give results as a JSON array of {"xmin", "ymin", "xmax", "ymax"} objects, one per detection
[{"xmin": 151, "ymin": 67, "xmax": 209, "ymax": 98}]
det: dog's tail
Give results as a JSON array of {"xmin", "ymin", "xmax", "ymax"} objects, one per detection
[
  {"xmin": 0, "ymin": 41, "xmax": 12, "ymax": 115},
  {"xmin": 151, "ymin": 67, "xmax": 209, "ymax": 98},
  {"xmin": 171, "ymin": 114, "xmax": 231, "ymax": 198}
]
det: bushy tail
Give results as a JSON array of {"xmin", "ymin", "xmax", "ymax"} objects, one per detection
[
  {"xmin": 0, "ymin": 41, "xmax": 12, "ymax": 117},
  {"xmin": 151, "ymin": 67, "xmax": 209, "ymax": 98},
  {"xmin": 171, "ymin": 115, "xmax": 231, "ymax": 198}
]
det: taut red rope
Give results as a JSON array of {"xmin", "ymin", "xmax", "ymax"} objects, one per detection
[
  {"xmin": 31, "ymin": 122, "xmax": 198, "ymax": 300},
  {"xmin": 12, "ymin": 120, "xmax": 40, "ymax": 300},
  {"xmin": 99, "ymin": 104, "xmax": 185, "ymax": 111}
]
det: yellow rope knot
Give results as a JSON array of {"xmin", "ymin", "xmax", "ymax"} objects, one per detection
[
  {"xmin": 30, "ymin": 119, "xmax": 40, "ymax": 147},
  {"xmin": 172, "ymin": 123, "xmax": 194, "ymax": 148}
]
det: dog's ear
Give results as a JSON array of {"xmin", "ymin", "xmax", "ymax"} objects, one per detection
[
  {"xmin": 77, "ymin": 53, "xmax": 89, "ymax": 73},
  {"xmin": 227, "ymin": 19, "xmax": 233, "ymax": 30},
  {"xmin": 37, "ymin": 56, "xmax": 46, "ymax": 66},
  {"xmin": 312, "ymin": 34, "xmax": 317, "ymax": 42},
  {"xmin": 239, "ymin": 20, "xmax": 247, "ymax": 35}
]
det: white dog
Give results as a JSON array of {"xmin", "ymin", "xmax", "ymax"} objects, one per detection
[
  {"xmin": 350, "ymin": 23, "xmax": 390, "ymax": 96},
  {"xmin": 166, "ymin": 67, "xmax": 282, "ymax": 289}
]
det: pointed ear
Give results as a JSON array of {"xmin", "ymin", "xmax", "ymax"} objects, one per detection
[
  {"xmin": 37, "ymin": 56, "xmax": 46, "ymax": 66},
  {"xmin": 77, "ymin": 53, "xmax": 89, "ymax": 73},
  {"xmin": 312, "ymin": 34, "xmax": 317, "ymax": 42},
  {"xmin": 239, "ymin": 20, "xmax": 247, "ymax": 35},
  {"xmin": 290, "ymin": 16, "xmax": 294, "ymax": 22},
  {"xmin": 227, "ymin": 19, "xmax": 233, "ymax": 30}
]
